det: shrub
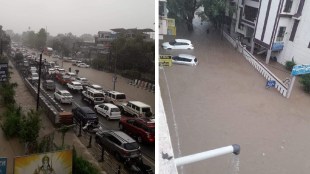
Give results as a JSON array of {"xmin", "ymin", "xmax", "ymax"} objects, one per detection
[
  {"xmin": 1, "ymin": 105, "xmax": 22, "ymax": 139},
  {"xmin": 72, "ymin": 146, "xmax": 100, "ymax": 174},
  {"xmin": 285, "ymin": 58, "xmax": 296, "ymax": 71},
  {"xmin": 300, "ymin": 74, "xmax": 310, "ymax": 93}
]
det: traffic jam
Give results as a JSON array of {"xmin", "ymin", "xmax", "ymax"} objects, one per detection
[{"xmin": 12, "ymin": 46, "xmax": 155, "ymax": 173}]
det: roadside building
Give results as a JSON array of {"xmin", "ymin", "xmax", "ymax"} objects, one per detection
[
  {"xmin": 228, "ymin": 0, "xmax": 309, "ymax": 65},
  {"xmin": 159, "ymin": 0, "xmax": 176, "ymax": 39}
]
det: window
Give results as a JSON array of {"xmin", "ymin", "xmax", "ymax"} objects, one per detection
[
  {"xmin": 308, "ymin": 42, "xmax": 310, "ymax": 48},
  {"xmin": 244, "ymin": 5, "xmax": 258, "ymax": 22},
  {"xmin": 289, "ymin": 20, "xmax": 299, "ymax": 42},
  {"xmin": 284, "ymin": 0, "xmax": 293, "ymax": 13},
  {"xmin": 276, "ymin": 27, "xmax": 286, "ymax": 41}
]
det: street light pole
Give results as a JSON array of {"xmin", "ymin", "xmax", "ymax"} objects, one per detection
[
  {"xmin": 36, "ymin": 52, "xmax": 43, "ymax": 111},
  {"xmin": 113, "ymin": 45, "xmax": 117, "ymax": 91}
]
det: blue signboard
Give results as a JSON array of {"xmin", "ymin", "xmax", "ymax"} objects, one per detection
[
  {"xmin": 0, "ymin": 157, "xmax": 7, "ymax": 174},
  {"xmin": 291, "ymin": 64, "xmax": 310, "ymax": 76},
  {"xmin": 272, "ymin": 42, "xmax": 284, "ymax": 51},
  {"xmin": 266, "ymin": 80, "xmax": 276, "ymax": 88}
]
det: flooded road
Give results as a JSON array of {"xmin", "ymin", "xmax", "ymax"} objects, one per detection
[
  {"xmin": 160, "ymin": 17, "xmax": 310, "ymax": 174},
  {"xmin": 43, "ymin": 55, "xmax": 155, "ymax": 111}
]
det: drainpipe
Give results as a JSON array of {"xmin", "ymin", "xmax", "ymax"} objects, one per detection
[{"xmin": 175, "ymin": 144, "xmax": 240, "ymax": 167}]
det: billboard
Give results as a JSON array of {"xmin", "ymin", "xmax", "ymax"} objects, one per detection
[
  {"xmin": 0, "ymin": 157, "xmax": 7, "ymax": 174},
  {"xmin": 14, "ymin": 150, "xmax": 72, "ymax": 174},
  {"xmin": 0, "ymin": 63, "xmax": 8, "ymax": 82}
]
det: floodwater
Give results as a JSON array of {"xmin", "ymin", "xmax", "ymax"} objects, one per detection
[{"xmin": 159, "ymin": 17, "xmax": 310, "ymax": 173}]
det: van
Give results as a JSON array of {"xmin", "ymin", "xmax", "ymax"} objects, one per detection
[
  {"xmin": 121, "ymin": 101, "xmax": 152, "ymax": 117},
  {"xmin": 105, "ymin": 90, "xmax": 126, "ymax": 105}
]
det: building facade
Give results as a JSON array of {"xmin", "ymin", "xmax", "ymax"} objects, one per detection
[{"xmin": 229, "ymin": 0, "xmax": 309, "ymax": 65}]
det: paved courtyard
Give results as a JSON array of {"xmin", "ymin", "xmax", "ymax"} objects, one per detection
[{"xmin": 159, "ymin": 17, "xmax": 310, "ymax": 174}]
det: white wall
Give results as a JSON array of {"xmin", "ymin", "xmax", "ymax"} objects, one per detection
[
  {"xmin": 277, "ymin": 0, "xmax": 310, "ymax": 65},
  {"xmin": 255, "ymin": 0, "xmax": 268, "ymax": 41}
]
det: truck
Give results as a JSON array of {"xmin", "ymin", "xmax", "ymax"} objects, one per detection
[{"xmin": 81, "ymin": 88, "xmax": 105, "ymax": 105}]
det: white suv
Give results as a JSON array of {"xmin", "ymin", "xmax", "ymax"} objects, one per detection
[
  {"xmin": 54, "ymin": 90, "xmax": 73, "ymax": 104},
  {"xmin": 121, "ymin": 101, "xmax": 152, "ymax": 117},
  {"xmin": 162, "ymin": 39, "xmax": 194, "ymax": 50},
  {"xmin": 105, "ymin": 91, "xmax": 126, "ymax": 105},
  {"xmin": 67, "ymin": 81, "xmax": 83, "ymax": 91}
]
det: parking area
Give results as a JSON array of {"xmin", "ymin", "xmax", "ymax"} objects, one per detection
[{"xmin": 159, "ymin": 17, "xmax": 310, "ymax": 174}]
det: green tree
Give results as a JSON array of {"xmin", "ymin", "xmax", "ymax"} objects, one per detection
[
  {"xmin": 19, "ymin": 109, "xmax": 41, "ymax": 153},
  {"xmin": 72, "ymin": 146, "xmax": 100, "ymax": 174},
  {"xmin": 1, "ymin": 105, "xmax": 22, "ymax": 139},
  {"xmin": 35, "ymin": 28, "xmax": 47, "ymax": 50},
  {"xmin": 167, "ymin": 0, "xmax": 201, "ymax": 31},
  {"xmin": 22, "ymin": 31, "xmax": 36, "ymax": 48},
  {"xmin": 202, "ymin": 0, "xmax": 234, "ymax": 29}
]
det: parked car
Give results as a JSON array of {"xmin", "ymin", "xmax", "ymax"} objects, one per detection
[
  {"xmin": 94, "ymin": 103, "xmax": 121, "ymax": 120},
  {"xmin": 162, "ymin": 39, "xmax": 194, "ymax": 50},
  {"xmin": 77, "ymin": 63, "xmax": 90, "ymax": 68},
  {"xmin": 42, "ymin": 80, "xmax": 56, "ymax": 91},
  {"xmin": 54, "ymin": 90, "xmax": 73, "ymax": 104},
  {"xmin": 119, "ymin": 117, "xmax": 155, "ymax": 144},
  {"xmin": 172, "ymin": 54, "xmax": 198, "ymax": 66},
  {"xmin": 72, "ymin": 106, "xmax": 98, "ymax": 126},
  {"xmin": 95, "ymin": 130, "xmax": 141, "ymax": 160}
]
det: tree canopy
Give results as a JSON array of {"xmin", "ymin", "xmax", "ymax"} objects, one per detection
[
  {"xmin": 167, "ymin": 0, "xmax": 201, "ymax": 31},
  {"xmin": 22, "ymin": 28, "xmax": 47, "ymax": 50}
]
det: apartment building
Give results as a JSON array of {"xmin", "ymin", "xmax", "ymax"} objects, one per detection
[{"xmin": 229, "ymin": 0, "xmax": 309, "ymax": 65}]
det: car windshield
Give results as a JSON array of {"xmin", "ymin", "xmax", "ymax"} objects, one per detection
[
  {"xmin": 124, "ymin": 142, "xmax": 139, "ymax": 150},
  {"xmin": 62, "ymin": 93, "xmax": 71, "ymax": 96},
  {"xmin": 111, "ymin": 108, "xmax": 120, "ymax": 112},
  {"xmin": 94, "ymin": 93, "xmax": 104, "ymax": 97},
  {"xmin": 142, "ymin": 107, "xmax": 151, "ymax": 113},
  {"xmin": 74, "ymin": 83, "xmax": 82, "ymax": 86},
  {"xmin": 116, "ymin": 94, "xmax": 126, "ymax": 100},
  {"xmin": 32, "ymin": 74, "xmax": 38, "ymax": 77},
  {"xmin": 169, "ymin": 41, "xmax": 176, "ymax": 45}
]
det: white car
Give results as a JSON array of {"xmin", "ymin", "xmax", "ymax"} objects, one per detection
[
  {"xmin": 162, "ymin": 39, "xmax": 194, "ymax": 50},
  {"xmin": 48, "ymin": 68, "xmax": 56, "ymax": 75},
  {"xmin": 31, "ymin": 73, "xmax": 39, "ymax": 81},
  {"xmin": 54, "ymin": 90, "xmax": 73, "ymax": 104},
  {"xmin": 67, "ymin": 81, "xmax": 83, "ymax": 91},
  {"xmin": 172, "ymin": 54, "xmax": 198, "ymax": 66},
  {"xmin": 86, "ymin": 84, "xmax": 104, "ymax": 93},
  {"xmin": 94, "ymin": 103, "xmax": 121, "ymax": 120},
  {"xmin": 76, "ymin": 77, "xmax": 89, "ymax": 86},
  {"xmin": 77, "ymin": 63, "xmax": 90, "ymax": 68}
]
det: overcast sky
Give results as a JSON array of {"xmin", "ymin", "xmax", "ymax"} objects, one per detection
[{"xmin": 0, "ymin": 0, "xmax": 155, "ymax": 36}]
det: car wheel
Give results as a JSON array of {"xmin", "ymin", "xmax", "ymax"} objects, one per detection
[
  {"xmin": 167, "ymin": 48, "xmax": 172, "ymax": 50},
  {"xmin": 137, "ymin": 136, "xmax": 143, "ymax": 144}
]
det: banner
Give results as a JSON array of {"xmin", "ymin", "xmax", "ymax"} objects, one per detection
[
  {"xmin": 167, "ymin": 18, "xmax": 175, "ymax": 27},
  {"xmin": 0, "ymin": 157, "xmax": 7, "ymax": 174},
  {"xmin": 14, "ymin": 150, "xmax": 72, "ymax": 174}
]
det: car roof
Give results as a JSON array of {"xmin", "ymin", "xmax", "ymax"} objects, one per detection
[
  {"xmin": 175, "ymin": 39, "xmax": 191, "ymax": 43},
  {"xmin": 107, "ymin": 90, "xmax": 125, "ymax": 95},
  {"xmin": 66, "ymin": 72, "xmax": 76, "ymax": 75},
  {"xmin": 79, "ymin": 106, "xmax": 95, "ymax": 113},
  {"xmin": 178, "ymin": 54, "xmax": 196, "ymax": 59},
  {"xmin": 91, "ymin": 84, "xmax": 102, "ymax": 88},
  {"xmin": 128, "ymin": 101, "xmax": 151, "ymax": 108},
  {"xmin": 103, "ymin": 130, "xmax": 136, "ymax": 143},
  {"xmin": 45, "ymin": 80, "xmax": 54, "ymax": 83},
  {"xmin": 102, "ymin": 103, "xmax": 119, "ymax": 108},
  {"xmin": 71, "ymin": 81, "xmax": 82, "ymax": 85},
  {"xmin": 59, "ymin": 90, "xmax": 70, "ymax": 94}
]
